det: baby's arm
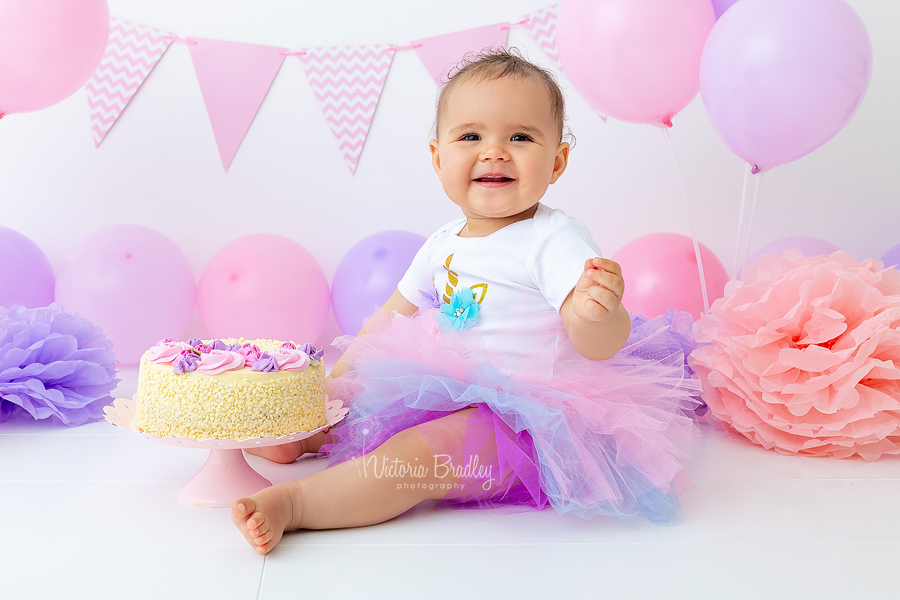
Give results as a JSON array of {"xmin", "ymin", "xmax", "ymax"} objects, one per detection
[
  {"xmin": 559, "ymin": 257, "xmax": 631, "ymax": 361},
  {"xmin": 328, "ymin": 289, "xmax": 418, "ymax": 379}
]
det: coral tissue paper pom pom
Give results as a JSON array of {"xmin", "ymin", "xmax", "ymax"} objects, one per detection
[{"xmin": 690, "ymin": 251, "xmax": 900, "ymax": 460}]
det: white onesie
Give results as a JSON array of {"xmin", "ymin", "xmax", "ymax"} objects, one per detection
[{"xmin": 397, "ymin": 203, "xmax": 601, "ymax": 368}]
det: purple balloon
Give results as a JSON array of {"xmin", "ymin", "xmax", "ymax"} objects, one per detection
[
  {"xmin": 331, "ymin": 230, "xmax": 426, "ymax": 335},
  {"xmin": 710, "ymin": 0, "xmax": 739, "ymax": 19},
  {"xmin": 700, "ymin": 0, "xmax": 872, "ymax": 171},
  {"xmin": 748, "ymin": 236, "xmax": 840, "ymax": 263},
  {"xmin": 0, "ymin": 226, "xmax": 55, "ymax": 309},
  {"xmin": 881, "ymin": 244, "xmax": 900, "ymax": 270}
]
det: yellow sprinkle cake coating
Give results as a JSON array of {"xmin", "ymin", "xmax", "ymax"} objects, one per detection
[{"xmin": 133, "ymin": 339, "xmax": 327, "ymax": 441}]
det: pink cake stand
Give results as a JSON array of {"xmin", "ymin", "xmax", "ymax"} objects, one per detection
[{"xmin": 103, "ymin": 397, "xmax": 348, "ymax": 508}]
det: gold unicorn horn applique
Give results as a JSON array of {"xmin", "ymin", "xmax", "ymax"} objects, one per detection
[
  {"xmin": 441, "ymin": 254, "xmax": 488, "ymax": 305},
  {"xmin": 442, "ymin": 254, "xmax": 458, "ymax": 303}
]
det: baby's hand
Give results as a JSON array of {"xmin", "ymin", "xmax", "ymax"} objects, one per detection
[{"xmin": 572, "ymin": 257, "xmax": 624, "ymax": 322}]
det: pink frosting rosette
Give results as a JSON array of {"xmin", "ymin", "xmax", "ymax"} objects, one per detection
[
  {"xmin": 270, "ymin": 348, "xmax": 311, "ymax": 371},
  {"xmin": 238, "ymin": 344, "xmax": 262, "ymax": 365},
  {"xmin": 146, "ymin": 341, "xmax": 194, "ymax": 364},
  {"xmin": 197, "ymin": 350, "xmax": 246, "ymax": 375},
  {"xmin": 690, "ymin": 251, "xmax": 900, "ymax": 460}
]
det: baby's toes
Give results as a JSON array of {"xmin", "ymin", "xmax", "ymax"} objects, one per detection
[
  {"xmin": 254, "ymin": 529, "xmax": 274, "ymax": 547},
  {"xmin": 231, "ymin": 499, "xmax": 256, "ymax": 525},
  {"xmin": 246, "ymin": 512, "xmax": 266, "ymax": 531}
]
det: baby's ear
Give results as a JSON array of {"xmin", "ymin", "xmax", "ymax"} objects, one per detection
[
  {"xmin": 550, "ymin": 142, "xmax": 570, "ymax": 184},
  {"xmin": 429, "ymin": 139, "xmax": 442, "ymax": 180}
]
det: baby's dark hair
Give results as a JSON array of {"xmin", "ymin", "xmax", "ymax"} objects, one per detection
[{"xmin": 435, "ymin": 47, "xmax": 572, "ymax": 145}]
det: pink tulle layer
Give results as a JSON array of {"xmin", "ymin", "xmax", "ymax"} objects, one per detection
[
  {"xmin": 691, "ymin": 251, "xmax": 900, "ymax": 460},
  {"xmin": 324, "ymin": 307, "xmax": 702, "ymax": 523}
]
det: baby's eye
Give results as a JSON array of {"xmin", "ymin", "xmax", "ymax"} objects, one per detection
[
  {"xmin": 459, "ymin": 133, "xmax": 481, "ymax": 141},
  {"xmin": 511, "ymin": 133, "xmax": 534, "ymax": 142}
]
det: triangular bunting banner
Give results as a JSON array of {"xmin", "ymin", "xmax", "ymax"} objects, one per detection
[
  {"xmin": 299, "ymin": 45, "xmax": 395, "ymax": 174},
  {"xmin": 188, "ymin": 38, "xmax": 286, "ymax": 170},
  {"xmin": 412, "ymin": 24, "xmax": 509, "ymax": 87},
  {"xmin": 86, "ymin": 17, "xmax": 173, "ymax": 147},
  {"xmin": 521, "ymin": 5, "xmax": 563, "ymax": 73}
]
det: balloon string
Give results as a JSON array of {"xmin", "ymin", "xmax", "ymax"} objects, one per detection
[
  {"xmin": 662, "ymin": 128, "xmax": 710, "ymax": 315},
  {"xmin": 732, "ymin": 162, "xmax": 751, "ymax": 280},
  {"xmin": 739, "ymin": 170, "xmax": 765, "ymax": 281}
]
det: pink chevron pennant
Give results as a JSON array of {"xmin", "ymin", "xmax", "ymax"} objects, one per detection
[
  {"xmin": 412, "ymin": 24, "xmax": 508, "ymax": 87},
  {"xmin": 188, "ymin": 39, "xmax": 286, "ymax": 170},
  {"xmin": 521, "ymin": 4, "xmax": 562, "ymax": 72},
  {"xmin": 86, "ymin": 17, "xmax": 173, "ymax": 147},
  {"xmin": 299, "ymin": 45, "xmax": 395, "ymax": 174}
]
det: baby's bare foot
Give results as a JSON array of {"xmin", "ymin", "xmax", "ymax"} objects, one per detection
[
  {"xmin": 231, "ymin": 483, "xmax": 301, "ymax": 554},
  {"xmin": 244, "ymin": 431, "xmax": 328, "ymax": 464}
]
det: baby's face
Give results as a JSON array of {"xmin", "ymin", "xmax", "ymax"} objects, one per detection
[{"xmin": 429, "ymin": 76, "xmax": 568, "ymax": 227}]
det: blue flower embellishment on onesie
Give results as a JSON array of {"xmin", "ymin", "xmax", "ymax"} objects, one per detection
[{"xmin": 437, "ymin": 288, "xmax": 480, "ymax": 331}]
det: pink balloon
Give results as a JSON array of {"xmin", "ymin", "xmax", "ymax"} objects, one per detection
[
  {"xmin": 0, "ymin": 226, "xmax": 55, "ymax": 308},
  {"xmin": 557, "ymin": 0, "xmax": 715, "ymax": 126},
  {"xmin": 699, "ymin": 0, "xmax": 872, "ymax": 171},
  {"xmin": 748, "ymin": 236, "xmax": 839, "ymax": 263},
  {"xmin": 197, "ymin": 234, "xmax": 330, "ymax": 344},
  {"xmin": 612, "ymin": 233, "xmax": 729, "ymax": 321},
  {"xmin": 0, "ymin": 0, "xmax": 110, "ymax": 115},
  {"xmin": 55, "ymin": 225, "xmax": 196, "ymax": 366}
]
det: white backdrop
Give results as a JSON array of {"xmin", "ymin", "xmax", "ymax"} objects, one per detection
[{"xmin": 1, "ymin": 0, "xmax": 897, "ymax": 349}]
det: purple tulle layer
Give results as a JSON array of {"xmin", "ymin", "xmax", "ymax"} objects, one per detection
[
  {"xmin": 0, "ymin": 303, "xmax": 119, "ymax": 425},
  {"xmin": 324, "ymin": 307, "xmax": 702, "ymax": 523}
]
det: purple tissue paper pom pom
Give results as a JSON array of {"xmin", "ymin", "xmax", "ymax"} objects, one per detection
[{"xmin": 0, "ymin": 303, "xmax": 119, "ymax": 426}]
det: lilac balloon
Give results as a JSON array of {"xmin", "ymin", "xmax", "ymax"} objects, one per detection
[
  {"xmin": 331, "ymin": 230, "xmax": 426, "ymax": 335},
  {"xmin": 748, "ymin": 236, "xmax": 840, "ymax": 263},
  {"xmin": 0, "ymin": 226, "xmax": 54, "ymax": 309},
  {"xmin": 710, "ymin": 0, "xmax": 739, "ymax": 19},
  {"xmin": 700, "ymin": 0, "xmax": 872, "ymax": 171},
  {"xmin": 881, "ymin": 244, "xmax": 900, "ymax": 270},
  {"xmin": 55, "ymin": 225, "xmax": 196, "ymax": 366}
]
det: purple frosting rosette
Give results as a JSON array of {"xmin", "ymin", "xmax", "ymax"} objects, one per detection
[{"xmin": 0, "ymin": 303, "xmax": 119, "ymax": 425}]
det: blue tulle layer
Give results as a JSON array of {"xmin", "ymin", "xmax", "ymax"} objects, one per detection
[{"xmin": 0, "ymin": 303, "xmax": 119, "ymax": 425}]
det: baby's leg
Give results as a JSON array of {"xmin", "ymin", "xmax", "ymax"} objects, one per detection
[
  {"xmin": 232, "ymin": 409, "xmax": 476, "ymax": 554},
  {"xmin": 244, "ymin": 430, "xmax": 328, "ymax": 464}
]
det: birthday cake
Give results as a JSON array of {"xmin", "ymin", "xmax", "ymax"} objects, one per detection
[{"xmin": 133, "ymin": 338, "xmax": 327, "ymax": 441}]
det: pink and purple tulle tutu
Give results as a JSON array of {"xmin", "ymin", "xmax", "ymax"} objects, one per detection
[{"xmin": 324, "ymin": 307, "xmax": 702, "ymax": 524}]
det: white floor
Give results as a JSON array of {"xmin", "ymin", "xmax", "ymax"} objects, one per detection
[{"xmin": 3, "ymin": 369, "xmax": 900, "ymax": 600}]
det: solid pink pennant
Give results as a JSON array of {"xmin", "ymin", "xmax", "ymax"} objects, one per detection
[
  {"xmin": 188, "ymin": 38, "xmax": 286, "ymax": 170},
  {"xmin": 412, "ymin": 24, "xmax": 509, "ymax": 87}
]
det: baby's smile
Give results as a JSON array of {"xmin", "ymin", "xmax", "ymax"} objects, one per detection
[{"xmin": 473, "ymin": 173, "xmax": 515, "ymax": 187}]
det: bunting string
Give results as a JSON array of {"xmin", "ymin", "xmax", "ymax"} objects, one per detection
[{"xmin": 86, "ymin": 5, "xmax": 564, "ymax": 172}]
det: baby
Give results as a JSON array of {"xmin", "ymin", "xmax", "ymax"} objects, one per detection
[{"xmin": 234, "ymin": 48, "xmax": 700, "ymax": 554}]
